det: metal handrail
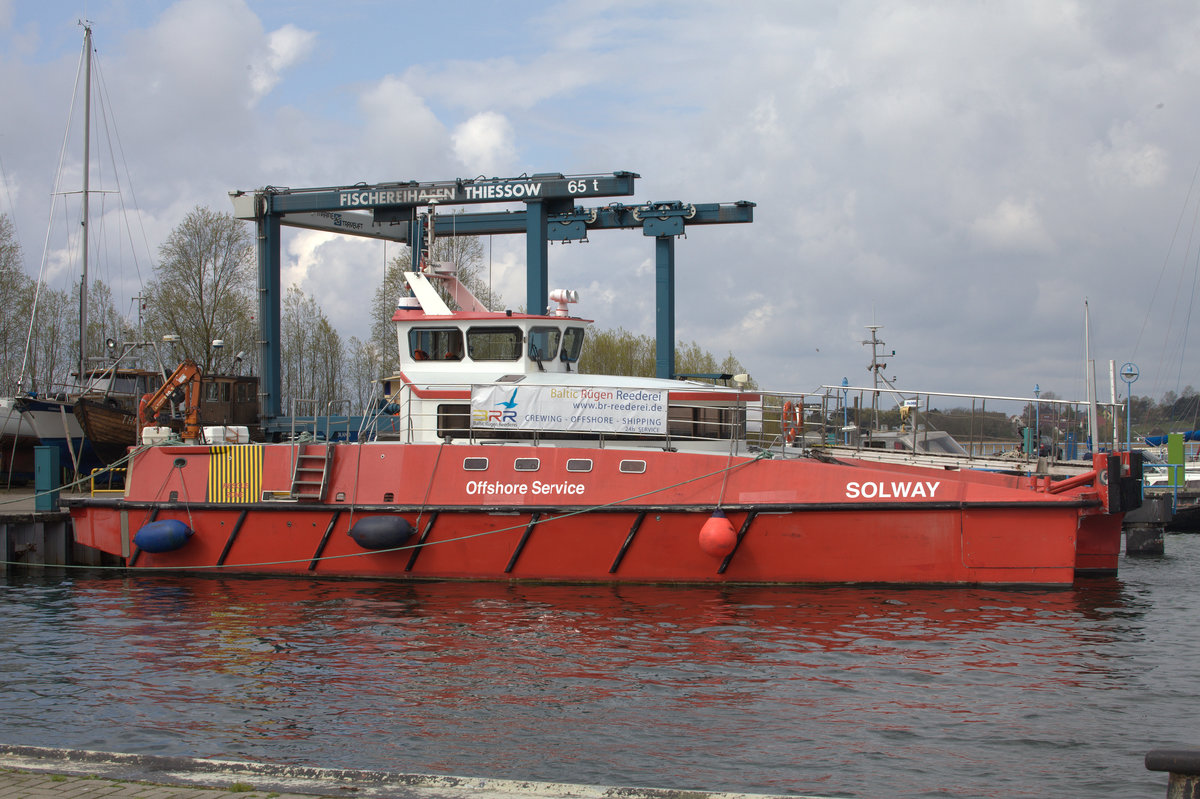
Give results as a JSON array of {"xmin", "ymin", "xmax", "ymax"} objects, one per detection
[
  {"xmin": 354, "ymin": 380, "xmax": 818, "ymax": 456},
  {"xmin": 89, "ymin": 467, "xmax": 125, "ymax": 495}
]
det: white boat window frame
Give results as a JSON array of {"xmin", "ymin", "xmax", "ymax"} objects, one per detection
[
  {"xmin": 528, "ymin": 326, "xmax": 562, "ymax": 362},
  {"xmin": 409, "ymin": 327, "xmax": 464, "ymax": 362},
  {"xmin": 467, "ymin": 326, "xmax": 523, "ymax": 361}
]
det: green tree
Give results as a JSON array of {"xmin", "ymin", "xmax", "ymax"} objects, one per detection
[
  {"xmin": 24, "ymin": 286, "xmax": 75, "ymax": 395},
  {"xmin": 578, "ymin": 327, "xmax": 655, "ymax": 377},
  {"xmin": 0, "ymin": 214, "xmax": 32, "ymax": 392},
  {"xmin": 580, "ymin": 329, "xmax": 755, "ymax": 385},
  {"xmin": 142, "ymin": 206, "xmax": 255, "ymax": 374},
  {"xmin": 80, "ymin": 279, "xmax": 134, "ymax": 375},
  {"xmin": 345, "ymin": 336, "xmax": 387, "ymax": 412},
  {"xmin": 281, "ymin": 284, "xmax": 343, "ymax": 411},
  {"xmin": 0, "ymin": 214, "xmax": 123, "ymax": 394}
]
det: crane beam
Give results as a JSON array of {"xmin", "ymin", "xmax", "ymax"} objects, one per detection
[{"xmin": 231, "ymin": 174, "xmax": 755, "ymax": 424}]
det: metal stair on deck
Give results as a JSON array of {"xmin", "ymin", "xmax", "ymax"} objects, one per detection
[{"xmin": 290, "ymin": 443, "xmax": 334, "ymax": 501}]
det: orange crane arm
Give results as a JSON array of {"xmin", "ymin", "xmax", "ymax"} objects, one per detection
[{"xmin": 138, "ymin": 359, "xmax": 203, "ymax": 442}]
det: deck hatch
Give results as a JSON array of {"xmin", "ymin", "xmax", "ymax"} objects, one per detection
[{"xmin": 619, "ymin": 460, "xmax": 647, "ymax": 474}]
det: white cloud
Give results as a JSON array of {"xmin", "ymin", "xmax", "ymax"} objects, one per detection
[
  {"xmin": 969, "ymin": 198, "xmax": 1055, "ymax": 254},
  {"xmin": 8, "ymin": 0, "xmax": 1200, "ymax": 398},
  {"xmin": 1089, "ymin": 122, "xmax": 1168, "ymax": 189},
  {"xmin": 452, "ymin": 112, "xmax": 517, "ymax": 176},
  {"xmin": 283, "ymin": 229, "xmax": 338, "ymax": 288},
  {"xmin": 282, "ymin": 231, "xmax": 391, "ymax": 342},
  {"xmin": 357, "ymin": 76, "xmax": 452, "ymax": 174},
  {"xmin": 249, "ymin": 24, "xmax": 317, "ymax": 103},
  {"xmin": 124, "ymin": 0, "xmax": 264, "ymax": 111}
]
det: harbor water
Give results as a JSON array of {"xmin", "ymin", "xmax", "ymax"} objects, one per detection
[{"xmin": 3, "ymin": 535, "xmax": 1199, "ymax": 798}]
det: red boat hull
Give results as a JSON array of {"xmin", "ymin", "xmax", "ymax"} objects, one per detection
[{"xmin": 67, "ymin": 443, "xmax": 1127, "ymax": 586}]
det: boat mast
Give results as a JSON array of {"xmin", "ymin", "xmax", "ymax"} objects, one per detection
[
  {"xmin": 78, "ymin": 21, "xmax": 92, "ymax": 387},
  {"xmin": 865, "ymin": 325, "xmax": 882, "ymax": 428},
  {"xmin": 864, "ymin": 324, "xmax": 898, "ymax": 429},
  {"xmin": 1085, "ymin": 299, "xmax": 1100, "ymax": 453}
]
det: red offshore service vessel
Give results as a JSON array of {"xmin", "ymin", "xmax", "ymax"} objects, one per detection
[{"xmin": 67, "ymin": 264, "xmax": 1141, "ymax": 586}]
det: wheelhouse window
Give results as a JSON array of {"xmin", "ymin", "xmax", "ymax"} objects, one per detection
[
  {"xmin": 561, "ymin": 327, "xmax": 585, "ymax": 363},
  {"xmin": 111, "ymin": 376, "xmax": 139, "ymax": 394},
  {"xmin": 409, "ymin": 328, "xmax": 464, "ymax": 361},
  {"xmin": 467, "ymin": 326, "xmax": 522, "ymax": 361},
  {"xmin": 528, "ymin": 327, "xmax": 561, "ymax": 361},
  {"xmin": 205, "ymin": 381, "xmax": 230, "ymax": 403}
]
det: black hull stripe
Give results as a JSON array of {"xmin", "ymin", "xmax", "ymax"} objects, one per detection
[
  {"xmin": 308, "ymin": 510, "xmax": 342, "ymax": 571},
  {"xmin": 72, "ymin": 499, "xmax": 1102, "ymax": 514},
  {"xmin": 405, "ymin": 512, "xmax": 439, "ymax": 572}
]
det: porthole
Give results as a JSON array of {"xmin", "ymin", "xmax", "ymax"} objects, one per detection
[
  {"xmin": 463, "ymin": 457, "xmax": 489, "ymax": 471},
  {"xmin": 619, "ymin": 460, "xmax": 647, "ymax": 474},
  {"xmin": 515, "ymin": 458, "xmax": 540, "ymax": 472},
  {"xmin": 566, "ymin": 458, "xmax": 593, "ymax": 473}
]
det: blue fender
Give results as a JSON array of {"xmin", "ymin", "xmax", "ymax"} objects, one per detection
[{"xmin": 134, "ymin": 519, "xmax": 194, "ymax": 553}]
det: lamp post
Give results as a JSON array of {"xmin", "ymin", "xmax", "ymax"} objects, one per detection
[
  {"xmin": 1120, "ymin": 363, "xmax": 1139, "ymax": 452},
  {"xmin": 841, "ymin": 377, "xmax": 849, "ymax": 444},
  {"xmin": 1034, "ymin": 384, "xmax": 1040, "ymax": 457}
]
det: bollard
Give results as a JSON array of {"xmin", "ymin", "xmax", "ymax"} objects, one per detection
[
  {"xmin": 1146, "ymin": 748, "xmax": 1200, "ymax": 798},
  {"xmin": 1124, "ymin": 495, "xmax": 1170, "ymax": 556},
  {"xmin": 33, "ymin": 446, "xmax": 60, "ymax": 513}
]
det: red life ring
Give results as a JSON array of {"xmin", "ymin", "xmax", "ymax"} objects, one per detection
[{"xmin": 782, "ymin": 400, "xmax": 799, "ymax": 443}]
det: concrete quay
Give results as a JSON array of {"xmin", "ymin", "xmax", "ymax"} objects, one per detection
[
  {"xmin": 0, "ymin": 745, "xmax": 812, "ymax": 799},
  {"xmin": 0, "ymin": 489, "xmax": 114, "ymax": 570}
]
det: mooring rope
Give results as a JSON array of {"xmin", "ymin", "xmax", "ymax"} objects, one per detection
[{"xmin": 0, "ymin": 442, "xmax": 152, "ymax": 507}]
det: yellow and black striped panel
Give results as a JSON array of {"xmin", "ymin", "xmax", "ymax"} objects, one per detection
[{"xmin": 206, "ymin": 445, "xmax": 263, "ymax": 503}]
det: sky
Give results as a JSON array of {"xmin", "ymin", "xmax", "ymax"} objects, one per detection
[{"xmin": 2, "ymin": 0, "xmax": 1200, "ymax": 410}]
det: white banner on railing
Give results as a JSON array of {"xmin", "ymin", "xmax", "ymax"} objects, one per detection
[{"xmin": 471, "ymin": 385, "xmax": 667, "ymax": 434}]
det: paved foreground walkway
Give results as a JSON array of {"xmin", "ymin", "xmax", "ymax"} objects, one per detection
[
  {"xmin": 0, "ymin": 745, "xmax": 810, "ymax": 799},
  {"xmin": 0, "ymin": 767, "xmax": 325, "ymax": 798}
]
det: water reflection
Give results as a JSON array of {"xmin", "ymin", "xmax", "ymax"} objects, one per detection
[{"xmin": 0, "ymin": 552, "xmax": 1181, "ymax": 799}]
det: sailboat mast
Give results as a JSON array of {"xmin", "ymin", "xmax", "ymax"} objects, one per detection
[{"xmin": 79, "ymin": 22, "xmax": 92, "ymax": 387}]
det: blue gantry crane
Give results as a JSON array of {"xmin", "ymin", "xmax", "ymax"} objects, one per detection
[{"xmin": 230, "ymin": 172, "xmax": 754, "ymax": 431}]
